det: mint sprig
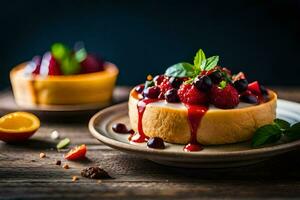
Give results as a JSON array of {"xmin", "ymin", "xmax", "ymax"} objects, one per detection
[
  {"xmin": 284, "ymin": 122, "xmax": 300, "ymax": 141},
  {"xmin": 164, "ymin": 49, "xmax": 219, "ymax": 78},
  {"xmin": 252, "ymin": 124, "xmax": 282, "ymax": 147},
  {"xmin": 203, "ymin": 56, "xmax": 219, "ymax": 71},
  {"xmin": 274, "ymin": 118, "xmax": 290, "ymax": 130},
  {"xmin": 164, "ymin": 63, "xmax": 194, "ymax": 78},
  {"xmin": 193, "ymin": 49, "xmax": 206, "ymax": 75},
  {"xmin": 252, "ymin": 119, "xmax": 300, "ymax": 147}
]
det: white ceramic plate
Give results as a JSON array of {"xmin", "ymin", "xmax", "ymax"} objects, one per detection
[{"xmin": 89, "ymin": 99, "xmax": 300, "ymax": 168}]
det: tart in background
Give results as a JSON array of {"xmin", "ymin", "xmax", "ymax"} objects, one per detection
[{"xmin": 10, "ymin": 42, "xmax": 118, "ymax": 107}]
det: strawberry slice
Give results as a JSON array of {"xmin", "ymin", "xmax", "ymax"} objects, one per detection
[
  {"xmin": 65, "ymin": 144, "xmax": 87, "ymax": 160},
  {"xmin": 248, "ymin": 81, "xmax": 261, "ymax": 95}
]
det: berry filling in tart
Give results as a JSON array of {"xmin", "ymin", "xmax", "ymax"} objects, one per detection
[
  {"xmin": 23, "ymin": 42, "xmax": 104, "ymax": 76},
  {"xmin": 10, "ymin": 41, "xmax": 118, "ymax": 107}
]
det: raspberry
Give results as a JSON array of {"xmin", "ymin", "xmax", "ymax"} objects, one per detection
[
  {"xmin": 158, "ymin": 77, "xmax": 173, "ymax": 95},
  {"xmin": 177, "ymin": 84, "xmax": 208, "ymax": 105},
  {"xmin": 153, "ymin": 75, "xmax": 166, "ymax": 86},
  {"xmin": 248, "ymin": 81, "xmax": 261, "ymax": 95},
  {"xmin": 209, "ymin": 84, "xmax": 239, "ymax": 109}
]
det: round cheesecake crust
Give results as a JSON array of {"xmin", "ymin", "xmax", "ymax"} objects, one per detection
[{"xmin": 128, "ymin": 89, "xmax": 277, "ymax": 145}]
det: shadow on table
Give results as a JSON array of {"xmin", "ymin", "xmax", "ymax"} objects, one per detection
[
  {"xmin": 151, "ymin": 150, "xmax": 300, "ymax": 181},
  {"xmin": 111, "ymin": 149, "xmax": 300, "ymax": 182},
  {"xmin": 3, "ymin": 139, "xmax": 57, "ymax": 150}
]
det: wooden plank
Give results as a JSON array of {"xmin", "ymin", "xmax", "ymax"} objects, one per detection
[
  {"xmin": 1, "ymin": 147, "xmax": 300, "ymax": 199},
  {"xmin": 0, "ymin": 87, "xmax": 300, "ymax": 199}
]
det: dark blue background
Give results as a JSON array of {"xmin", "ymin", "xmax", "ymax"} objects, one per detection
[{"xmin": 1, "ymin": 0, "xmax": 300, "ymax": 90}]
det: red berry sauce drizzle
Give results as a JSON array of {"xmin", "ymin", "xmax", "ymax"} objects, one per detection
[
  {"xmin": 183, "ymin": 104, "xmax": 208, "ymax": 152},
  {"xmin": 129, "ymin": 91, "xmax": 208, "ymax": 152},
  {"xmin": 130, "ymin": 98, "xmax": 158, "ymax": 143}
]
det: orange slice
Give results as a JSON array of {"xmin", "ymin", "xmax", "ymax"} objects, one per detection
[{"xmin": 0, "ymin": 112, "xmax": 40, "ymax": 142}]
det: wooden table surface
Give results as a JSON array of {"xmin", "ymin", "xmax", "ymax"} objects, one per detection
[{"xmin": 1, "ymin": 87, "xmax": 300, "ymax": 200}]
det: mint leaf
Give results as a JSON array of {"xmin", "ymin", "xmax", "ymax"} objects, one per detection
[
  {"xmin": 274, "ymin": 119, "xmax": 290, "ymax": 130},
  {"xmin": 219, "ymin": 80, "xmax": 227, "ymax": 89},
  {"xmin": 184, "ymin": 78, "xmax": 194, "ymax": 84},
  {"xmin": 144, "ymin": 80, "xmax": 154, "ymax": 89},
  {"xmin": 200, "ymin": 60, "xmax": 207, "ymax": 71},
  {"xmin": 165, "ymin": 62, "xmax": 195, "ymax": 78},
  {"xmin": 74, "ymin": 48, "xmax": 87, "ymax": 62},
  {"xmin": 252, "ymin": 124, "xmax": 282, "ymax": 147},
  {"xmin": 57, "ymin": 138, "xmax": 70, "ymax": 149},
  {"xmin": 284, "ymin": 122, "xmax": 300, "ymax": 141},
  {"xmin": 193, "ymin": 49, "xmax": 206, "ymax": 69},
  {"xmin": 203, "ymin": 56, "xmax": 219, "ymax": 71}
]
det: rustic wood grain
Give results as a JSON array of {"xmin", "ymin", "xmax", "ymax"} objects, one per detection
[{"xmin": 0, "ymin": 87, "xmax": 300, "ymax": 200}]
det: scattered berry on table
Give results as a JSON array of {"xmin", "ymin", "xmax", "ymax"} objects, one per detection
[{"xmin": 39, "ymin": 152, "xmax": 46, "ymax": 158}]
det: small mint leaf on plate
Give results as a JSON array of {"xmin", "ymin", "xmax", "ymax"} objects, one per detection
[
  {"xmin": 203, "ymin": 56, "xmax": 219, "ymax": 71},
  {"xmin": 252, "ymin": 124, "xmax": 282, "ymax": 147},
  {"xmin": 284, "ymin": 122, "xmax": 300, "ymax": 141},
  {"xmin": 165, "ymin": 62, "xmax": 195, "ymax": 78},
  {"xmin": 193, "ymin": 49, "xmax": 206, "ymax": 69},
  {"xmin": 274, "ymin": 118, "xmax": 290, "ymax": 130}
]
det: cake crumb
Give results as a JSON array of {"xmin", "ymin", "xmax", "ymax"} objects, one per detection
[
  {"xmin": 55, "ymin": 160, "xmax": 61, "ymax": 166},
  {"xmin": 39, "ymin": 152, "xmax": 46, "ymax": 158},
  {"xmin": 63, "ymin": 164, "xmax": 69, "ymax": 169},
  {"xmin": 51, "ymin": 130, "xmax": 60, "ymax": 140},
  {"xmin": 72, "ymin": 176, "xmax": 79, "ymax": 182}
]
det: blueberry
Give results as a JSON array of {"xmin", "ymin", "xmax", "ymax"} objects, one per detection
[
  {"xmin": 112, "ymin": 123, "xmax": 129, "ymax": 133},
  {"xmin": 209, "ymin": 70, "xmax": 223, "ymax": 84},
  {"xmin": 135, "ymin": 85, "xmax": 145, "ymax": 93},
  {"xmin": 169, "ymin": 77, "xmax": 183, "ymax": 89},
  {"xmin": 165, "ymin": 88, "xmax": 180, "ymax": 103},
  {"xmin": 193, "ymin": 75, "xmax": 212, "ymax": 92},
  {"xmin": 147, "ymin": 137, "xmax": 165, "ymax": 149},
  {"xmin": 143, "ymin": 86, "xmax": 161, "ymax": 99},
  {"xmin": 233, "ymin": 79, "xmax": 248, "ymax": 93},
  {"xmin": 240, "ymin": 94, "xmax": 258, "ymax": 104},
  {"xmin": 260, "ymin": 85, "xmax": 268, "ymax": 96}
]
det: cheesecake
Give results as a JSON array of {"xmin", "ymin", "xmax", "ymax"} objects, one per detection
[
  {"xmin": 129, "ymin": 89, "xmax": 276, "ymax": 145},
  {"xmin": 127, "ymin": 49, "xmax": 277, "ymax": 151}
]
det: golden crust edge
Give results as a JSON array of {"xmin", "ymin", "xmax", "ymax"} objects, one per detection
[
  {"xmin": 10, "ymin": 62, "xmax": 118, "ymax": 106},
  {"xmin": 128, "ymin": 88, "xmax": 277, "ymax": 145}
]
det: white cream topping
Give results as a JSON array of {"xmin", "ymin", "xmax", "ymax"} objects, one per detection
[{"xmin": 147, "ymin": 100, "xmax": 255, "ymax": 110}]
